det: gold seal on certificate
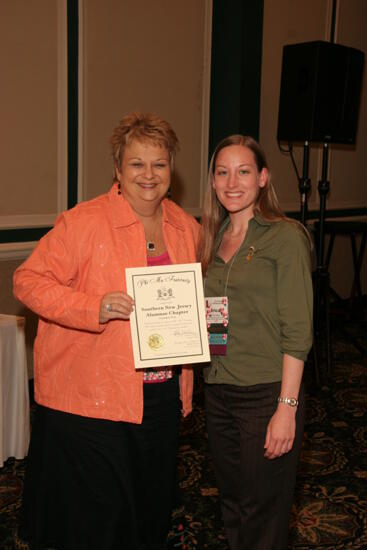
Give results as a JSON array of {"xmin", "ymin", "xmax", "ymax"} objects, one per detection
[
  {"xmin": 125, "ymin": 263, "xmax": 210, "ymax": 369},
  {"xmin": 148, "ymin": 334, "xmax": 164, "ymax": 350}
]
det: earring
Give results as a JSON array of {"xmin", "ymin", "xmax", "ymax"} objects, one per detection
[{"xmin": 117, "ymin": 181, "xmax": 121, "ymax": 195}]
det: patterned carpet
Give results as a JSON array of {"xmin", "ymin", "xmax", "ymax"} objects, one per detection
[{"xmin": 1, "ymin": 311, "xmax": 366, "ymax": 549}]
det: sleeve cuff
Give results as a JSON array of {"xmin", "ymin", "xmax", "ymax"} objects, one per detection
[{"xmin": 282, "ymin": 349, "xmax": 310, "ymax": 362}]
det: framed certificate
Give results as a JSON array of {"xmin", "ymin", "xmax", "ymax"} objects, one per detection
[{"xmin": 125, "ymin": 263, "xmax": 210, "ymax": 369}]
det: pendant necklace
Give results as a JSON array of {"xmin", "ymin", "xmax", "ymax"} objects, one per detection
[
  {"xmin": 146, "ymin": 225, "xmax": 158, "ymax": 252},
  {"xmin": 145, "ymin": 211, "xmax": 162, "ymax": 253}
]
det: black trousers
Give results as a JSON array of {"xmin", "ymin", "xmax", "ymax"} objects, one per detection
[
  {"xmin": 21, "ymin": 376, "xmax": 180, "ymax": 550},
  {"xmin": 205, "ymin": 381, "xmax": 305, "ymax": 550}
]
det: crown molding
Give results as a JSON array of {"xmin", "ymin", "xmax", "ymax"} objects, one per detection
[{"xmin": 0, "ymin": 242, "xmax": 36, "ymax": 261}]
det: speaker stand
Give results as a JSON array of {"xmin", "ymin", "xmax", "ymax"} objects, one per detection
[
  {"xmin": 299, "ymin": 141, "xmax": 311, "ymax": 226},
  {"xmin": 314, "ymin": 143, "xmax": 332, "ymax": 376},
  {"xmin": 298, "ymin": 141, "xmax": 320, "ymax": 385}
]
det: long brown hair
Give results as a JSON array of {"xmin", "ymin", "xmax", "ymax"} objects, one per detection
[{"xmin": 199, "ymin": 135, "xmax": 290, "ymax": 275}]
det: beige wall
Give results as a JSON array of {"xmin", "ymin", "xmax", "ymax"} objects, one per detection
[
  {"xmin": 80, "ymin": 0, "xmax": 211, "ymax": 215},
  {"xmin": 328, "ymin": 0, "xmax": 367, "ymax": 208},
  {"xmin": 0, "ymin": 0, "xmax": 66, "ymax": 376},
  {"xmin": 0, "ymin": 0, "xmax": 66, "ymax": 228},
  {"xmin": 327, "ymin": 1, "xmax": 367, "ymax": 298},
  {"xmin": 261, "ymin": 0, "xmax": 367, "ymax": 297}
]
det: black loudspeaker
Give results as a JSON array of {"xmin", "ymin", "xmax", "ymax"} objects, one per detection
[{"xmin": 277, "ymin": 41, "xmax": 364, "ymax": 144}]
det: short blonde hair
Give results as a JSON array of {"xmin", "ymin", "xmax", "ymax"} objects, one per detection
[{"xmin": 110, "ymin": 112, "xmax": 179, "ymax": 178}]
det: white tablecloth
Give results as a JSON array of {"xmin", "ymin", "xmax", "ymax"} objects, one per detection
[{"xmin": 0, "ymin": 314, "xmax": 30, "ymax": 467}]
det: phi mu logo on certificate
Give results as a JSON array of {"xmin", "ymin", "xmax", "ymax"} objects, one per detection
[{"xmin": 157, "ymin": 287, "xmax": 174, "ymax": 300}]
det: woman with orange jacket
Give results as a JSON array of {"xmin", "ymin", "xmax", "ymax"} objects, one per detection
[{"xmin": 14, "ymin": 112, "xmax": 200, "ymax": 550}]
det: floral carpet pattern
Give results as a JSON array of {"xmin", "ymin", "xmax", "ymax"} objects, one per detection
[{"xmin": 1, "ymin": 316, "xmax": 366, "ymax": 549}]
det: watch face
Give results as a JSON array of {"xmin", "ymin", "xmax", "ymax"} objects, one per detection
[{"xmin": 278, "ymin": 397, "xmax": 298, "ymax": 406}]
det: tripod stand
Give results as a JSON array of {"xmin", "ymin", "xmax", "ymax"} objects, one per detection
[
  {"xmin": 313, "ymin": 143, "xmax": 332, "ymax": 376},
  {"xmin": 298, "ymin": 142, "xmax": 311, "ymax": 226},
  {"xmin": 297, "ymin": 142, "xmax": 332, "ymax": 383}
]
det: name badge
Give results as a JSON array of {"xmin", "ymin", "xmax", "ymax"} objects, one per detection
[{"xmin": 206, "ymin": 297, "xmax": 228, "ymax": 355}]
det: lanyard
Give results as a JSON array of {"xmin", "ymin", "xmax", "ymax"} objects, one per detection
[{"xmin": 223, "ymin": 245, "xmax": 242, "ymax": 296}]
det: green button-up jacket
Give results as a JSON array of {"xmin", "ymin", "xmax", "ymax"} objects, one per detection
[{"xmin": 204, "ymin": 214, "xmax": 313, "ymax": 386}]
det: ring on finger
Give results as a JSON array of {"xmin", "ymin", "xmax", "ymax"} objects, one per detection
[{"xmin": 106, "ymin": 303, "xmax": 112, "ymax": 312}]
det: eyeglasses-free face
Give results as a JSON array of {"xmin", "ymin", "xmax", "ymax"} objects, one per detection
[
  {"xmin": 116, "ymin": 140, "xmax": 171, "ymax": 211},
  {"xmin": 213, "ymin": 144, "xmax": 268, "ymax": 220}
]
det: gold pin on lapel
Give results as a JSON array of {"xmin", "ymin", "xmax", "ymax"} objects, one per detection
[{"xmin": 247, "ymin": 246, "xmax": 255, "ymax": 261}]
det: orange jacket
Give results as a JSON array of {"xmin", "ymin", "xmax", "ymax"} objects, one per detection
[{"xmin": 13, "ymin": 185, "xmax": 200, "ymax": 423}]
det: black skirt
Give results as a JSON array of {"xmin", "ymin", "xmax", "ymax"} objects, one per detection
[{"xmin": 20, "ymin": 376, "xmax": 180, "ymax": 550}]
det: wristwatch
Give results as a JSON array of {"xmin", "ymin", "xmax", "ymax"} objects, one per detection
[{"xmin": 277, "ymin": 396, "xmax": 299, "ymax": 407}]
